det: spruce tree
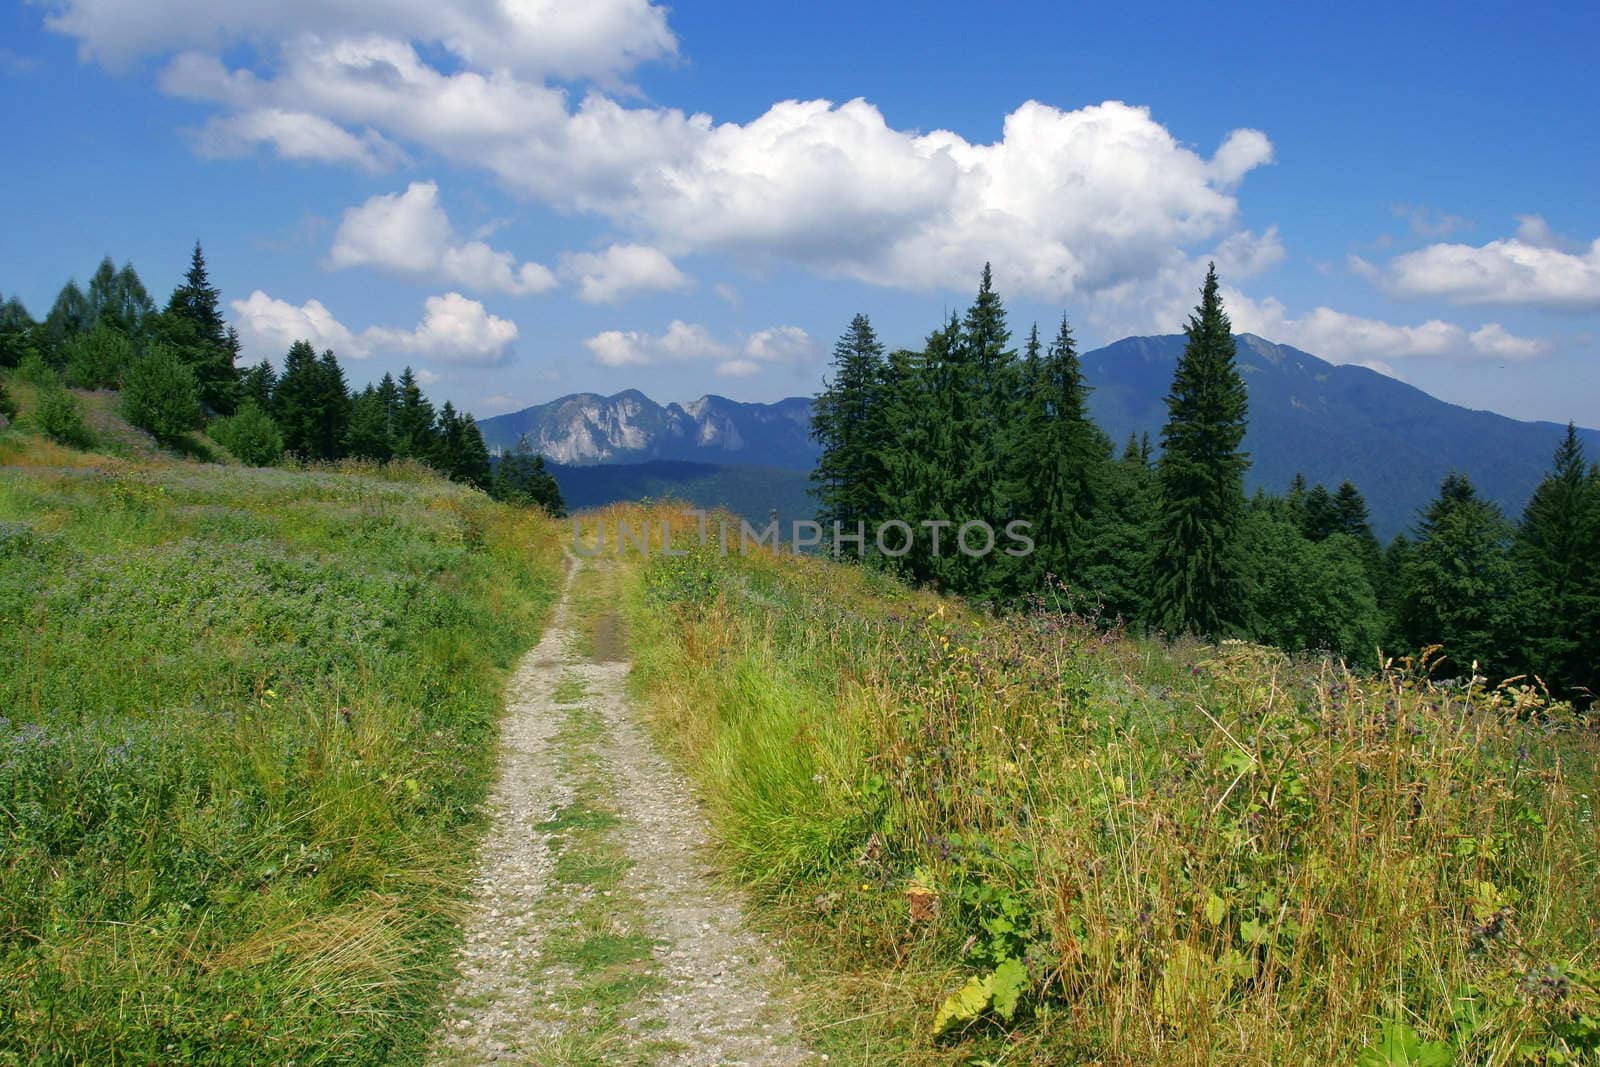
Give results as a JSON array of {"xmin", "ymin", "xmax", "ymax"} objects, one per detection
[
  {"xmin": 43, "ymin": 282, "xmax": 91, "ymax": 362},
  {"xmin": 344, "ymin": 386, "xmax": 395, "ymax": 461},
  {"xmin": 395, "ymin": 367, "xmax": 437, "ymax": 460},
  {"xmin": 0, "ymin": 296, "xmax": 37, "ymax": 368},
  {"xmin": 162, "ymin": 242, "xmax": 239, "ymax": 413},
  {"xmin": 810, "ymin": 313, "xmax": 888, "ymax": 552},
  {"xmin": 312, "ymin": 351, "xmax": 350, "ymax": 461},
  {"xmin": 241, "ymin": 359, "xmax": 276, "ymax": 411},
  {"xmin": 493, "ymin": 434, "xmax": 566, "ymax": 515},
  {"xmin": 1148, "ymin": 263, "xmax": 1250, "ymax": 637},
  {"xmin": 1397, "ymin": 472, "xmax": 1516, "ymax": 677},
  {"xmin": 458, "ymin": 415, "xmax": 493, "ymax": 489},
  {"xmin": 272, "ymin": 340, "xmax": 322, "ymax": 458},
  {"xmin": 1512, "ymin": 425, "xmax": 1596, "ymax": 693},
  {"xmin": 1008, "ymin": 314, "xmax": 1110, "ymax": 599}
]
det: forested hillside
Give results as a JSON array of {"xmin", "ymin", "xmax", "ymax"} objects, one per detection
[{"xmin": 810, "ymin": 264, "xmax": 1600, "ymax": 705}]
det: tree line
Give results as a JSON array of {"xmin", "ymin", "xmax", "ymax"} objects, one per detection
[
  {"xmin": 811, "ymin": 263, "xmax": 1600, "ymax": 703},
  {"xmin": 0, "ymin": 244, "xmax": 564, "ymax": 516}
]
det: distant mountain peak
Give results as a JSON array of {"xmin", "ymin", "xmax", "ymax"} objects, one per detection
[{"xmin": 478, "ymin": 333, "xmax": 1595, "ymax": 537}]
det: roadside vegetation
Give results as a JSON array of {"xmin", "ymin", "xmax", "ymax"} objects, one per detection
[
  {"xmin": 0, "ymin": 404, "xmax": 563, "ymax": 1062},
  {"xmin": 623, "ymin": 505, "xmax": 1600, "ymax": 1065}
]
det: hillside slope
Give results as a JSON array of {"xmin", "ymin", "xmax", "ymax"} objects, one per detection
[
  {"xmin": 0, "ymin": 427, "xmax": 563, "ymax": 1062},
  {"xmin": 622, "ymin": 513, "xmax": 1600, "ymax": 1065}
]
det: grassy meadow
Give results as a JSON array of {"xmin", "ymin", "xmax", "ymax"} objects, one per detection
[
  {"xmin": 0, "ymin": 403, "xmax": 563, "ymax": 1062},
  {"xmin": 620, "ymin": 506, "xmax": 1600, "ymax": 1065}
]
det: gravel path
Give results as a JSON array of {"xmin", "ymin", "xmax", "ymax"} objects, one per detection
[{"xmin": 429, "ymin": 559, "xmax": 813, "ymax": 1066}]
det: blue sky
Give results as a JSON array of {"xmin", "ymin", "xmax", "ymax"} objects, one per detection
[{"xmin": 2, "ymin": 0, "xmax": 1597, "ymax": 424}]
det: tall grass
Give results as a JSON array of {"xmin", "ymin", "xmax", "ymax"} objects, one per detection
[
  {"xmin": 623, "ymin": 516, "xmax": 1600, "ymax": 1065},
  {"xmin": 0, "ymin": 442, "xmax": 563, "ymax": 1062}
]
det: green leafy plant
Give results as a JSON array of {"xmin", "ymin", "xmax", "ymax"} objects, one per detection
[
  {"xmin": 208, "ymin": 401, "xmax": 284, "ymax": 466},
  {"xmin": 34, "ymin": 384, "xmax": 93, "ymax": 447},
  {"xmin": 121, "ymin": 342, "xmax": 203, "ymax": 441}
]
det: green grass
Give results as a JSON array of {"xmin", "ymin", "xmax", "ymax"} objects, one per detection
[
  {"xmin": 0, "ymin": 433, "xmax": 563, "ymax": 1062},
  {"xmin": 621, "ymin": 506, "xmax": 1600, "ymax": 1066},
  {"xmin": 524, "ymin": 680, "xmax": 674, "ymax": 1067}
]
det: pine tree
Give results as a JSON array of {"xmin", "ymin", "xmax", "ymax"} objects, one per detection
[
  {"xmin": 241, "ymin": 359, "xmax": 276, "ymax": 411},
  {"xmin": 458, "ymin": 415, "xmax": 493, "ymax": 489},
  {"xmin": 162, "ymin": 242, "xmax": 239, "ymax": 413},
  {"xmin": 43, "ymin": 281, "xmax": 91, "ymax": 362},
  {"xmin": 810, "ymin": 313, "xmax": 888, "ymax": 553},
  {"xmin": 1512, "ymin": 425, "xmax": 1596, "ymax": 694},
  {"xmin": 272, "ymin": 340, "xmax": 322, "ymax": 458},
  {"xmin": 493, "ymin": 434, "xmax": 566, "ymax": 515},
  {"xmin": 1148, "ymin": 263, "xmax": 1250, "ymax": 637},
  {"xmin": 435, "ymin": 401, "xmax": 464, "ymax": 476},
  {"xmin": 312, "ymin": 351, "xmax": 350, "ymax": 461},
  {"xmin": 1397, "ymin": 472, "xmax": 1516, "ymax": 678},
  {"xmin": 1334, "ymin": 481, "xmax": 1374, "ymax": 540},
  {"xmin": 395, "ymin": 367, "xmax": 437, "ymax": 460},
  {"xmin": 1008, "ymin": 314, "xmax": 1111, "ymax": 599},
  {"xmin": 1301, "ymin": 483, "xmax": 1340, "ymax": 541},
  {"xmin": 344, "ymin": 386, "xmax": 395, "ymax": 461},
  {"xmin": 0, "ymin": 295, "xmax": 37, "ymax": 368}
]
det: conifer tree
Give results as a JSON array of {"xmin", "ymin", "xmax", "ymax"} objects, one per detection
[
  {"xmin": 1397, "ymin": 472, "xmax": 1516, "ymax": 677},
  {"xmin": 1301, "ymin": 483, "xmax": 1340, "ymax": 541},
  {"xmin": 161, "ymin": 242, "xmax": 239, "ymax": 413},
  {"xmin": 435, "ymin": 401, "xmax": 464, "ymax": 476},
  {"xmin": 1149, "ymin": 263, "xmax": 1250, "ymax": 637},
  {"xmin": 395, "ymin": 367, "xmax": 437, "ymax": 460},
  {"xmin": 1009, "ymin": 314, "xmax": 1110, "ymax": 598},
  {"xmin": 810, "ymin": 313, "xmax": 888, "ymax": 552},
  {"xmin": 494, "ymin": 436, "xmax": 567, "ymax": 516},
  {"xmin": 1334, "ymin": 481, "xmax": 1374, "ymax": 540},
  {"xmin": 272, "ymin": 340, "xmax": 322, "ymax": 458},
  {"xmin": 311, "ymin": 351, "xmax": 350, "ymax": 461},
  {"xmin": 1512, "ymin": 425, "xmax": 1596, "ymax": 693},
  {"xmin": 458, "ymin": 415, "xmax": 493, "ymax": 489},
  {"xmin": 43, "ymin": 281, "xmax": 91, "ymax": 362},
  {"xmin": 241, "ymin": 359, "xmax": 276, "ymax": 411},
  {"xmin": 0, "ymin": 295, "xmax": 37, "ymax": 368},
  {"xmin": 344, "ymin": 386, "xmax": 394, "ymax": 461}
]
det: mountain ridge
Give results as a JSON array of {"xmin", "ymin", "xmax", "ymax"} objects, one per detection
[{"xmin": 479, "ymin": 334, "xmax": 1597, "ymax": 538}]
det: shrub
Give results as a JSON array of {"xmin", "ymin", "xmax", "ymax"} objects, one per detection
[
  {"xmin": 209, "ymin": 401, "xmax": 285, "ymax": 466},
  {"xmin": 121, "ymin": 343, "xmax": 202, "ymax": 441},
  {"xmin": 0, "ymin": 378, "xmax": 17, "ymax": 421},
  {"xmin": 16, "ymin": 350, "xmax": 57, "ymax": 387},
  {"xmin": 35, "ymin": 384, "xmax": 93, "ymax": 448},
  {"xmin": 64, "ymin": 324, "xmax": 135, "ymax": 389}
]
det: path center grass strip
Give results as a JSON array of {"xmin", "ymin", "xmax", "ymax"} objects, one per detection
[{"xmin": 0, "ymin": 459, "xmax": 562, "ymax": 1063}]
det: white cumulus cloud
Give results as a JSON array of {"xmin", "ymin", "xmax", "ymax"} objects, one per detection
[
  {"xmin": 328, "ymin": 181, "xmax": 556, "ymax": 295},
  {"xmin": 79, "ymin": 7, "xmax": 1282, "ymax": 303},
  {"xmin": 189, "ymin": 108, "xmax": 405, "ymax": 171},
  {"xmin": 585, "ymin": 321, "xmax": 811, "ymax": 377},
  {"xmin": 48, "ymin": 0, "xmax": 677, "ymax": 82},
  {"xmin": 1375, "ymin": 218, "xmax": 1600, "ymax": 310},
  {"xmin": 1225, "ymin": 293, "xmax": 1550, "ymax": 365},
  {"xmin": 232, "ymin": 290, "xmax": 517, "ymax": 365},
  {"xmin": 560, "ymin": 243, "xmax": 690, "ymax": 304}
]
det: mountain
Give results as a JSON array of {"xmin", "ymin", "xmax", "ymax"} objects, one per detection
[
  {"xmin": 481, "ymin": 335, "xmax": 1596, "ymax": 539},
  {"xmin": 1081, "ymin": 334, "xmax": 1598, "ymax": 537},
  {"xmin": 478, "ymin": 390, "xmax": 816, "ymax": 469}
]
